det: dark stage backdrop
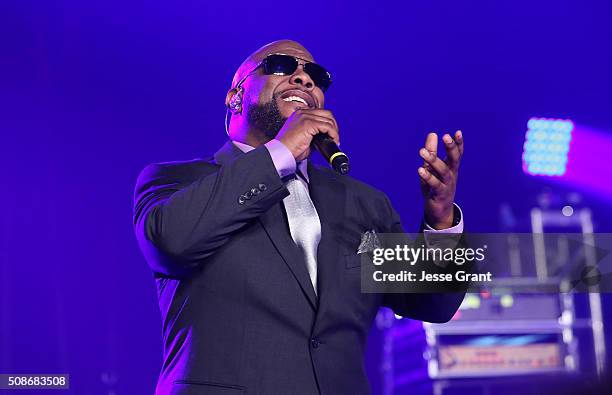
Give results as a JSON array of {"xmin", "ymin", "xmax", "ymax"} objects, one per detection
[{"xmin": 2, "ymin": 1, "xmax": 611, "ymax": 394}]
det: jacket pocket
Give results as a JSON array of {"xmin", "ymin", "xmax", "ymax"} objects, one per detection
[
  {"xmin": 345, "ymin": 252, "xmax": 362, "ymax": 269},
  {"xmin": 171, "ymin": 380, "xmax": 246, "ymax": 394}
]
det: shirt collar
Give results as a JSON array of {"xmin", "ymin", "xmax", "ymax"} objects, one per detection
[{"xmin": 231, "ymin": 140, "xmax": 309, "ymax": 183}]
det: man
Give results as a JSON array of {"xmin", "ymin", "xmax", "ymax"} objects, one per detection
[{"xmin": 133, "ymin": 39, "xmax": 465, "ymax": 395}]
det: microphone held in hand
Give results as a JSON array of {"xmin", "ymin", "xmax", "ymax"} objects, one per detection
[{"xmin": 311, "ymin": 134, "xmax": 350, "ymax": 175}]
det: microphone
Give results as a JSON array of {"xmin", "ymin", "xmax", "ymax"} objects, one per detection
[{"xmin": 312, "ymin": 134, "xmax": 350, "ymax": 175}]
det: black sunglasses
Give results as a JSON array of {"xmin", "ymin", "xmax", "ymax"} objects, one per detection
[{"xmin": 238, "ymin": 53, "xmax": 332, "ymax": 92}]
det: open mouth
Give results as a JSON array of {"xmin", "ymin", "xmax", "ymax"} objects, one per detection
[
  {"xmin": 279, "ymin": 89, "xmax": 315, "ymax": 109},
  {"xmin": 283, "ymin": 96, "xmax": 309, "ymax": 106}
]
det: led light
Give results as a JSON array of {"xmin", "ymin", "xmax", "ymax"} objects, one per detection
[
  {"xmin": 464, "ymin": 294, "xmax": 481, "ymax": 309},
  {"xmin": 500, "ymin": 294, "xmax": 514, "ymax": 308},
  {"xmin": 523, "ymin": 117, "xmax": 573, "ymax": 176}
]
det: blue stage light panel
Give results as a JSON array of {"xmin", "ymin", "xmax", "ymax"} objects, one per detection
[{"xmin": 522, "ymin": 117, "xmax": 573, "ymax": 176}]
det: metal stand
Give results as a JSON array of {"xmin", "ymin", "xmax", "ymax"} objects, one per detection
[{"xmin": 530, "ymin": 207, "xmax": 606, "ymax": 378}]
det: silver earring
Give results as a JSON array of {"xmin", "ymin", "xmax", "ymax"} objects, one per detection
[{"xmin": 229, "ymin": 90, "xmax": 243, "ymax": 113}]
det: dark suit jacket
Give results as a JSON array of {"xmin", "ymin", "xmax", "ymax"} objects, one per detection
[{"xmin": 133, "ymin": 141, "xmax": 464, "ymax": 395}]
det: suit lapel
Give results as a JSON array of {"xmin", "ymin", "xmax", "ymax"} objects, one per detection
[
  {"xmin": 307, "ymin": 161, "xmax": 347, "ymax": 314},
  {"xmin": 258, "ymin": 204, "xmax": 318, "ymax": 310},
  {"xmin": 213, "ymin": 141, "xmax": 318, "ymax": 310}
]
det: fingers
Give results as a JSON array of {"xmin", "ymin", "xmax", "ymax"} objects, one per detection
[
  {"xmin": 443, "ymin": 130, "xmax": 463, "ymax": 170},
  {"xmin": 295, "ymin": 109, "xmax": 340, "ymax": 145},
  {"xmin": 422, "ymin": 132, "xmax": 438, "ymax": 173},
  {"xmin": 418, "ymin": 166, "xmax": 443, "ymax": 190},
  {"xmin": 297, "ymin": 109, "xmax": 339, "ymax": 134},
  {"xmin": 419, "ymin": 148, "xmax": 451, "ymax": 184},
  {"xmin": 304, "ymin": 116, "xmax": 339, "ymax": 145},
  {"xmin": 454, "ymin": 130, "xmax": 464, "ymax": 156},
  {"xmin": 424, "ymin": 132, "xmax": 438, "ymax": 156},
  {"xmin": 419, "ymin": 130, "xmax": 462, "ymax": 201},
  {"xmin": 294, "ymin": 108, "xmax": 336, "ymax": 123}
]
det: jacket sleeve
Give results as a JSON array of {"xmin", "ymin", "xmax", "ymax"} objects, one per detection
[
  {"xmin": 380, "ymin": 194, "xmax": 467, "ymax": 323},
  {"xmin": 133, "ymin": 146, "xmax": 289, "ymax": 277}
]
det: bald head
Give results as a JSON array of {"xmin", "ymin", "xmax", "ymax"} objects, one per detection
[
  {"xmin": 231, "ymin": 40, "xmax": 315, "ymax": 88},
  {"xmin": 226, "ymin": 39, "xmax": 327, "ymax": 148}
]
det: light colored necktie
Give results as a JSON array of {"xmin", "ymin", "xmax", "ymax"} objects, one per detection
[{"xmin": 283, "ymin": 171, "xmax": 321, "ymax": 295}]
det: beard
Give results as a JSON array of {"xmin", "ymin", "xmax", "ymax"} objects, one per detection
[{"xmin": 246, "ymin": 95, "xmax": 287, "ymax": 139}]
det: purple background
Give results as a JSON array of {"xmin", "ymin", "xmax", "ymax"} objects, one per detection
[{"xmin": 2, "ymin": 1, "xmax": 611, "ymax": 393}]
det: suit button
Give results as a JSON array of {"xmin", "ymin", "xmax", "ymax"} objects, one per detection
[
  {"xmin": 258, "ymin": 183, "xmax": 267, "ymax": 191},
  {"xmin": 251, "ymin": 187, "xmax": 260, "ymax": 195},
  {"xmin": 245, "ymin": 191, "xmax": 253, "ymax": 199},
  {"xmin": 310, "ymin": 339, "xmax": 320, "ymax": 349},
  {"xmin": 238, "ymin": 196, "xmax": 246, "ymax": 205}
]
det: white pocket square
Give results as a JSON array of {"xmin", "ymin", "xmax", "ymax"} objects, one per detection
[{"xmin": 357, "ymin": 229, "xmax": 382, "ymax": 254}]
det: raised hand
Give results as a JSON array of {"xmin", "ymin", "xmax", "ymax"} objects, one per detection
[{"xmin": 418, "ymin": 131, "xmax": 464, "ymax": 229}]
